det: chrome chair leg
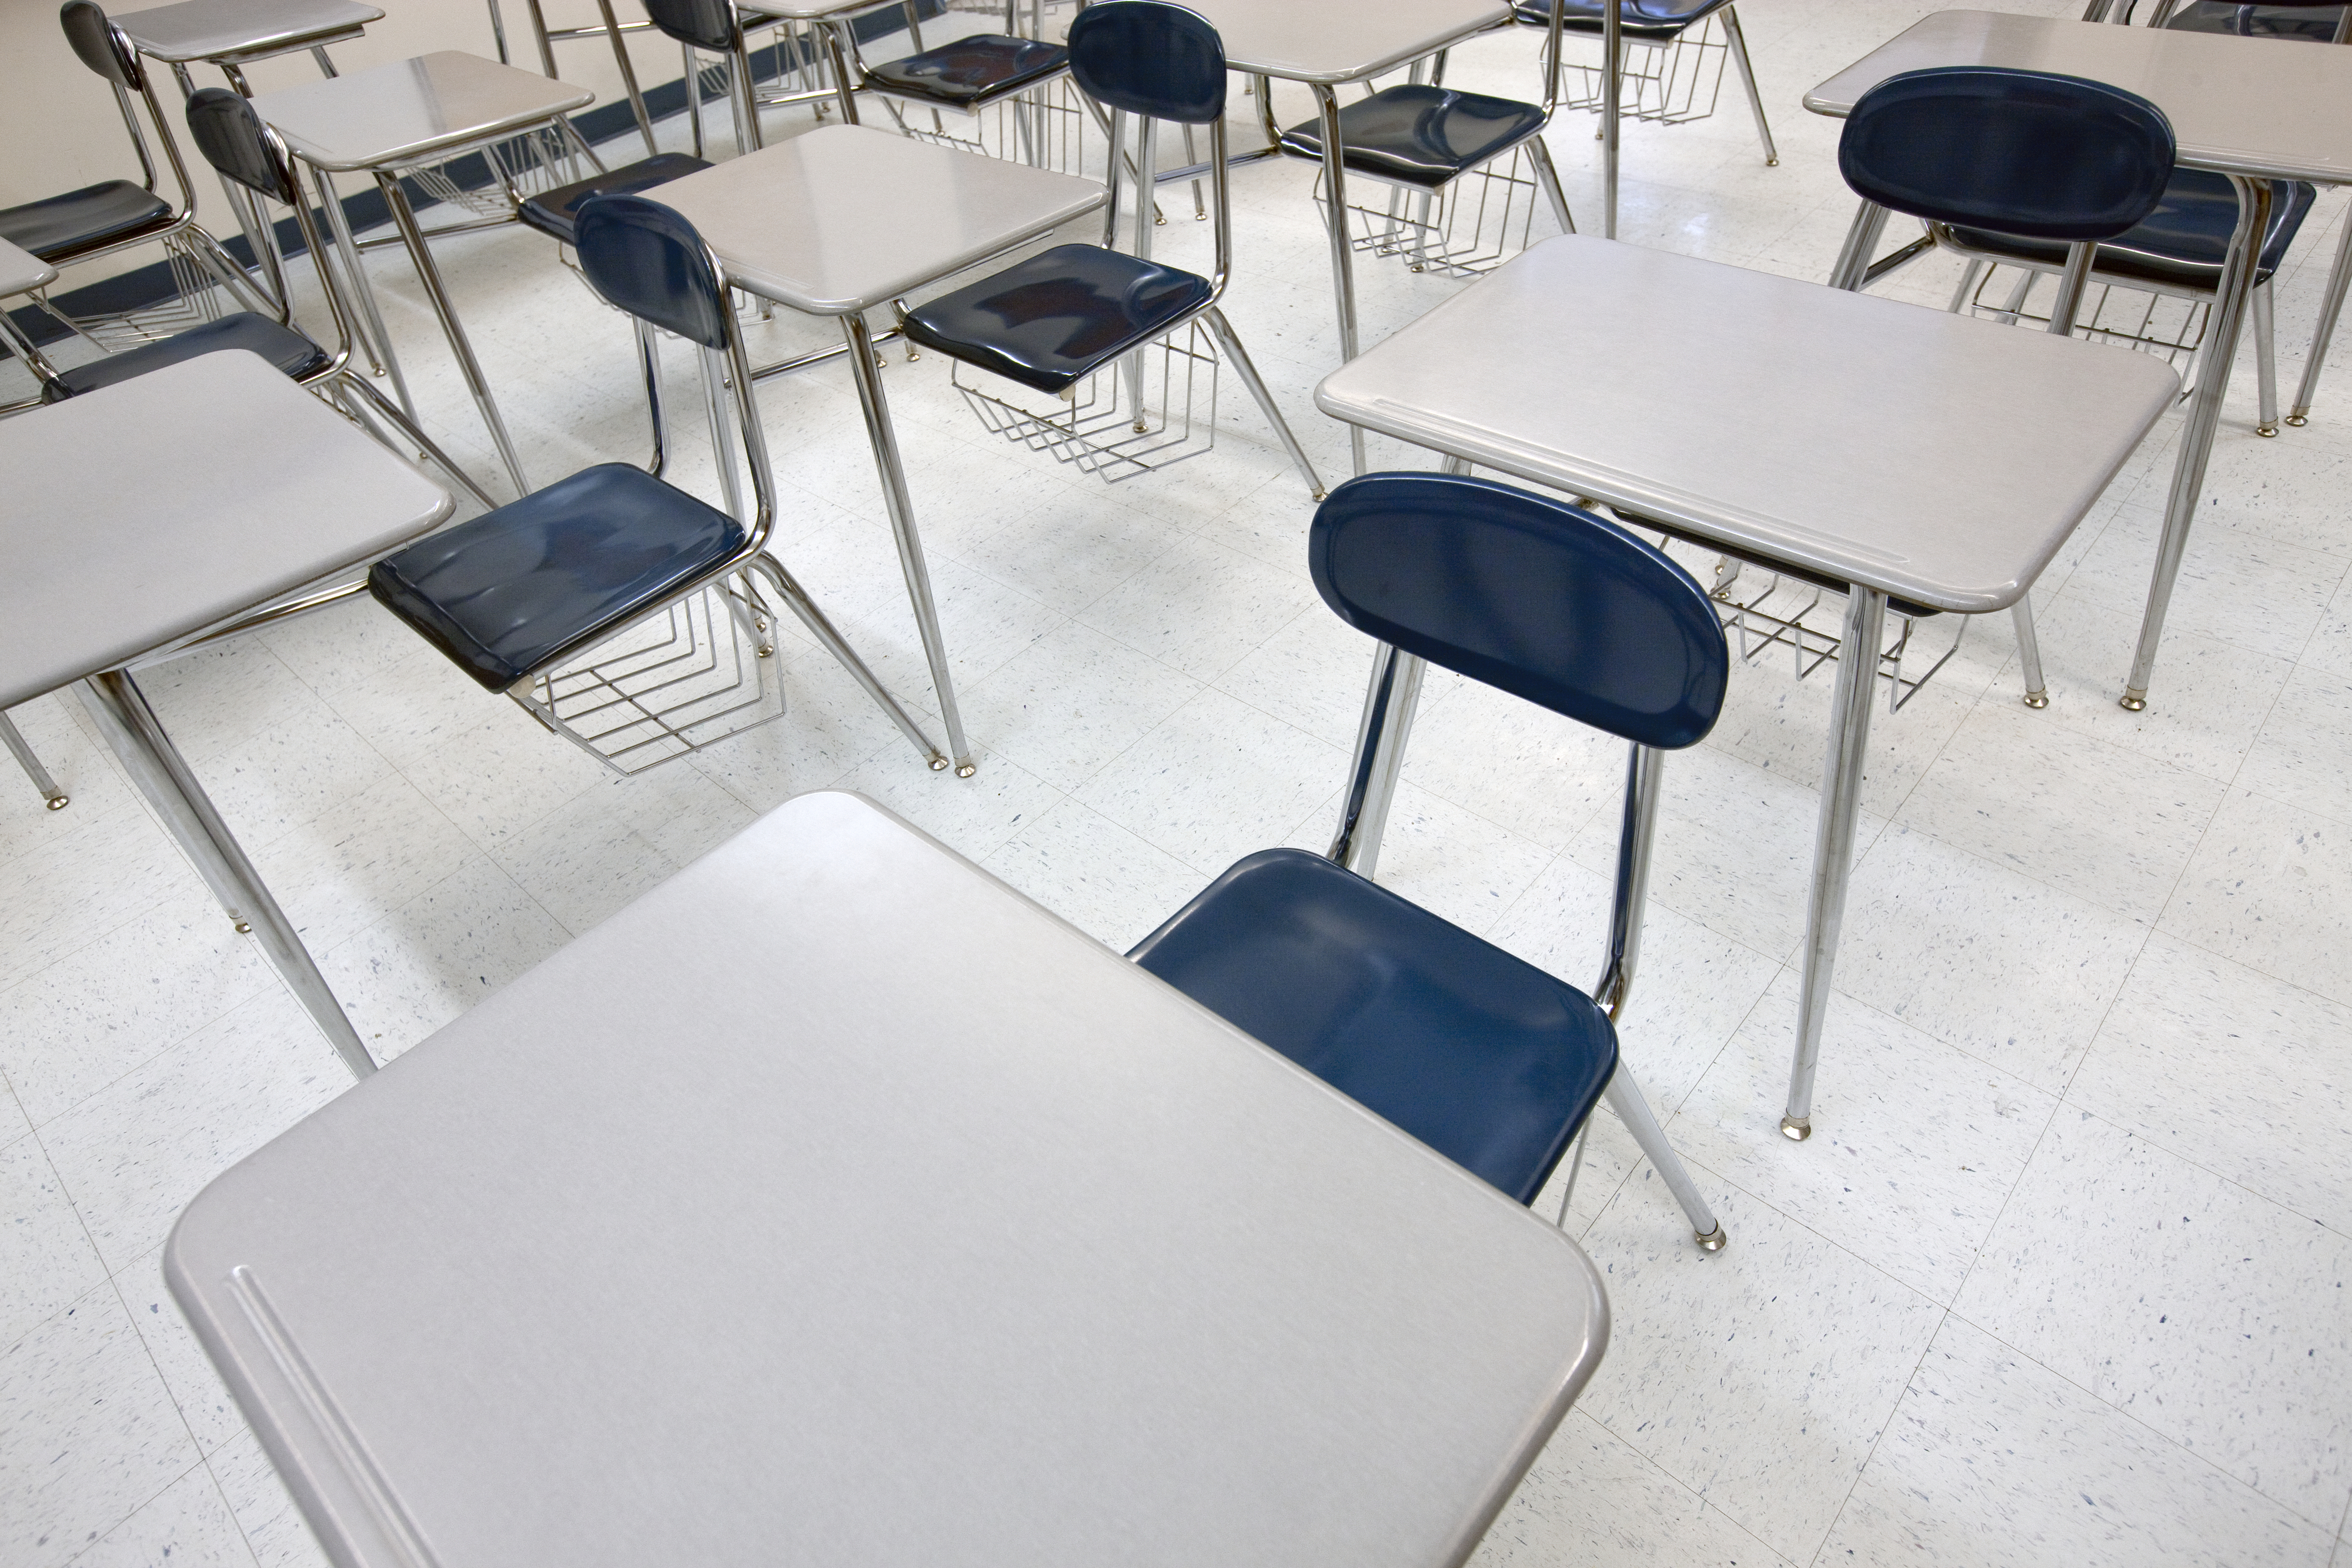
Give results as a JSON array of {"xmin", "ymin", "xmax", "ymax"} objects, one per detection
[
  {"xmin": 1327, "ymin": 643, "xmax": 1426, "ymax": 877},
  {"xmin": 1202, "ymin": 306, "xmax": 1327, "ymax": 499},
  {"xmin": 841, "ymin": 312, "xmax": 971, "ymax": 775},
  {"xmin": 375, "ymin": 170, "xmax": 532, "ymax": 495},
  {"xmin": 1719, "ymin": 4, "xmax": 1778, "ymax": 166},
  {"xmin": 1, "ymin": 711, "xmax": 67, "ymax": 810},
  {"xmin": 2288, "ymin": 212, "xmax": 2352, "ymax": 426},
  {"xmin": 2254, "ymin": 275, "xmax": 2280, "ymax": 436},
  {"xmin": 685, "ymin": 43, "xmax": 707, "ymax": 158},
  {"xmin": 593, "ymin": 0, "xmax": 662, "ymax": 159},
  {"xmin": 1527, "ymin": 133, "xmax": 1578, "ymax": 235},
  {"xmin": 1946, "ymin": 257, "xmax": 1986, "ymax": 313},
  {"xmin": 2011, "ymin": 595, "xmax": 2050, "ymax": 708},
  {"xmin": 1311, "ymin": 81, "xmax": 1366, "ymax": 476},
  {"xmin": 1605, "ymin": 1066, "xmax": 1727, "ymax": 1251},
  {"xmin": 746, "ymin": 554, "xmax": 947, "ymax": 769},
  {"xmin": 315, "ymin": 166, "xmax": 412, "ymax": 417},
  {"xmin": 335, "ymin": 373, "xmax": 500, "ymax": 511}
]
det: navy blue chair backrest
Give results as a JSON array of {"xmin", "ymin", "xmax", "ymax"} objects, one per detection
[
  {"xmin": 640, "ymin": 0, "xmax": 737, "ymax": 52},
  {"xmin": 1310, "ymin": 473, "xmax": 1728, "ymax": 750},
  {"xmin": 61, "ymin": 1, "xmax": 140, "ymax": 91},
  {"xmin": 1067, "ymin": 1, "xmax": 1227, "ymax": 124},
  {"xmin": 1840, "ymin": 67, "xmax": 2175, "ymax": 241},
  {"xmin": 573, "ymin": 195, "xmax": 731, "ymax": 350},
  {"xmin": 186, "ymin": 88, "xmax": 298, "ymax": 205}
]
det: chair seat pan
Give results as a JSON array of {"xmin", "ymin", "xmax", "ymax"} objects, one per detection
[
  {"xmin": 1511, "ymin": 0, "xmax": 1733, "ymax": 41},
  {"xmin": 1128, "ymin": 849, "xmax": 1618, "ymax": 1206},
  {"xmin": 867, "ymin": 34, "xmax": 1068, "ymax": 109},
  {"xmin": 46, "ymin": 313, "xmax": 330, "ymax": 402},
  {"xmin": 899, "ymin": 242, "xmax": 1214, "ymax": 395},
  {"xmin": 0, "ymin": 180, "xmax": 174, "ymax": 262},
  {"xmin": 519, "ymin": 154, "xmax": 712, "ymax": 246},
  {"xmin": 1946, "ymin": 170, "xmax": 2315, "ymax": 291},
  {"xmin": 1280, "ymin": 84, "xmax": 1549, "ymax": 192},
  {"xmin": 368, "ymin": 463, "xmax": 749, "ymax": 692}
]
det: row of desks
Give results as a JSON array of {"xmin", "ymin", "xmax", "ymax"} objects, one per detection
[{"xmin": 7, "ymin": 5, "xmax": 2351, "ymax": 1565}]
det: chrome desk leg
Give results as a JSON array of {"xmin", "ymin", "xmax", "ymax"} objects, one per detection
[
  {"xmin": 1946, "ymin": 257, "xmax": 1985, "ymax": 313},
  {"xmin": 1602, "ymin": 0, "xmax": 1621, "ymax": 238},
  {"xmin": 315, "ymin": 166, "xmax": 407, "ymax": 409},
  {"xmin": 77, "ymin": 670, "xmax": 374, "ymax": 1078},
  {"xmin": 1202, "ymin": 307, "xmax": 1326, "ymax": 499},
  {"xmin": 2012, "ymin": 596, "xmax": 2050, "ymax": 708},
  {"xmin": 2254, "ymin": 276, "xmax": 2280, "ymax": 437},
  {"xmin": 1, "ymin": 712, "xmax": 66, "ymax": 810},
  {"xmin": 2124, "ymin": 175, "xmax": 2270, "ymax": 711},
  {"xmin": 1327, "ymin": 642, "xmax": 1425, "ymax": 877},
  {"xmin": 1781, "ymin": 585, "xmax": 1886, "ymax": 1140},
  {"xmin": 1606, "ymin": 1068, "xmax": 1726, "ymax": 1250},
  {"xmin": 747, "ymin": 554, "xmax": 946, "ymax": 770},
  {"xmin": 840, "ymin": 311, "xmax": 970, "ymax": 776},
  {"xmin": 1311, "ymin": 82, "xmax": 1366, "ymax": 476},
  {"xmin": 376, "ymin": 170, "xmax": 532, "ymax": 496},
  {"xmin": 1827, "ymin": 199, "xmax": 1890, "ymax": 292},
  {"xmin": 2288, "ymin": 213, "xmax": 2352, "ymax": 427},
  {"xmin": 1720, "ymin": 5, "xmax": 1776, "ymax": 166}
]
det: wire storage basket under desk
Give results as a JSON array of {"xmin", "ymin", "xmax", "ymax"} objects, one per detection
[
  {"xmin": 1311, "ymin": 146, "xmax": 1552, "ymax": 280},
  {"xmin": 951, "ymin": 320, "xmax": 1221, "ymax": 481},
  {"xmin": 878, "ymin": 75, "xmax": 1093, "ymax": 175},
  {"xmin": 514, "ymin": 576, "xmax": 787, "ymax": 774},
  {"xmin": 1559, "ymin": 14, "xmax": 1733, "ymax": 127},
  {"xmin": 1959, "ymin": 263, "xmax": 2209, "ymax": 379},
  {"xmin": 1693, "ymin": 553, "xmax": 1969, "ymax": 714}
]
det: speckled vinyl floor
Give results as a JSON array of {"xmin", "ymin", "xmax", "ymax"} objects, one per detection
[{"xmin": 3, "ymin": 2, "xmax": 2351, "ymax": 1564}]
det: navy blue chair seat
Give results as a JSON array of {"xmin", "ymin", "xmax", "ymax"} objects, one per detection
[
  {"xmin": 1130, "ymin": 848, "xmax": 1618, "ymax": 1205},
  {"xmin": 867, "ymin": 34, "xmax": 1068, "ymax": 110},
  {"xmin": 1945, "ymin": 169, "xmax": 2315, "ymax": 292},
  {"xmin": 519, "ymin": 154, "xmax": 712, "ymax": 247},
  {"xmin": 1279, "ymin": 85, "xmax": 1550, "ymax": 191},
  {"xmin": 41, "ymin": 312, "xmax": 330, "ymax": 402},
  {"xmin": 900, "ymin": 242, "xmax": 1215, "ymax": 394},
  {"xmin": 1511, "ymin": 0, "xmax": 1733, "ymax": 41},
  {"xmin": 368, "ymin": 463, "xmax": 749, "ymax": 692},
  {"xmin": 0, "ymin": 180, "xmax": 175, "ymax": 262}
]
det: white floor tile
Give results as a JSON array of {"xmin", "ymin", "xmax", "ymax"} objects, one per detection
[
  {"xmin": 0, "ymin": 1283, "xmax": 199, "ymax": 1568},
  {"xmin": 37, "ymin": 991, "xmax": 346, "ymax": 1275},
  {"xmin": 0, "ymin": 1132, "xmax": 106, "ymax": 1356},
  {"xmin": 1893, "ymin": 700, "xmax": 2226, "ymax": 924},
  {"xmin": 2069, "ymin": 932, "xmax": 2352, "ymax": 1232},
  {"xmin": 207, "ymin": 1434, "xmax": 328, "ymax": 1568},
  {"xmin": 1954, "ymin": 1111, "xmax": 2352, "ymax": 1527},
  {"xmin": 72, "ymin": 1462, "xmax": 257, "ymax": 1568},
  {"xmin": 2161, "ymin": 789, "xmax": 2352, "ymax": 1008},
  {"xmin": 1822, "ymin": 1315, "xmax": 2337, "ymax": 1568},
  {"xmin": 1471, "ymin": 1409, "xmax": 1791, "ymax": 1568},
  {"xmin": 980, "ymin": 797, "xmax": 1210, "ymax": 954},
  {"xmin": 1074, "ymin": 688, "xmax": 1342, "ymax": 875},
  {"xmin": 1572, "ymin": 1175, "xmax": 1945, "ymax": 1564},
  {"xmin": 1673, "ymin": 972, "xmax": 2057, "ymax": 1305},
  {"xmin": 1830, "ymin": 824, "xmax": 2150, "ymax": 1094},
  {"xmin": 957, "ymin": 621, "xmax": 1205, "ymax": 794}
]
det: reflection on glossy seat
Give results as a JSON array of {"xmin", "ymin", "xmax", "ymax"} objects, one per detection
[
  {"xmin": 901, "ymin": 243, "xmax": 1212, "ymax": 394},
  {"xmin": 519, "ymin": 153, "xmax": 714, "ymax": 246},
  {"xmin": 1279, "ymin": 85, "xmax": 1550, "ymax": 192},
  {"xmin": 0, "ymin": 182, "xmax": 173, "ymax": 263},
  {"xmin": 371, "ymin": 464, "xmax": 746, "ymax": 691},
  {"xmin": 867, "ymin": 34, "xmax": 1067, "ymax": 110}
]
